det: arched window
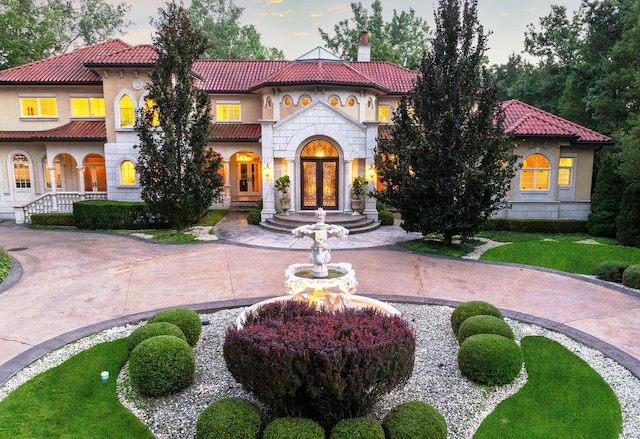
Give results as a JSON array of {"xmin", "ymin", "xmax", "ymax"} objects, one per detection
[
  {"xmin": 520, "ymin": 153, "xmax": 550, "ymax": 190},
  {"xmin": 347, "ymin": 96, "xmax": 356, "ymax": 107},
  {"xmin": 120, "ymin": 160, "xmax": 136, "ymax": 185},
  {"xmin": 119, "ymin": 95, "xmax": 135, "ymax": 127},
  {"xmin": 13, "ymin": 154, "xmax": 31, "ymax": 188},
  {"xmin": 144, "ymin": 98, "xmax": 160, "ymax": 127},
  {"xmin": 329, "ymin": 95, "xmax": 339, "ymax": 107},
  {"xmin": 300, "ymin": 95, "xmax": 311, "ymax": 106},
  {"xmin": 283, "ymin": 96, "xmax": 293, "ymax": 107}
]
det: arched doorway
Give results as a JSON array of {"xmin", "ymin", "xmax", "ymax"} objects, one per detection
[
  {"xmin": 300, "ymin": 139, "xmax": 339, "ymax": 210},
  {"xmin": 83, "ymin": 154, "xmax": 106, "ymax": 192}
]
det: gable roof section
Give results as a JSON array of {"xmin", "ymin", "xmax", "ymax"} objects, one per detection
[
  {"xmin": 502, "ymin": 99, "xmax": 611, "ymax": 144},
  {"xmin": 84, "ymin": 44, "xmax": 157, "ymax": 68},
  {"xmin": 194, "ymin": 60, "xmax": 289, "ymax": 92},
  {"xmin": 0, "ymin": 39, "xmax": 131, "ymax": 84},
  {"xmin": 0, "ymin": 121, "xmax": 106, "ymax": 142}
]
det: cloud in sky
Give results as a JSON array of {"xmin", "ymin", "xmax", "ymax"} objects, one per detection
[
  {"xmin": 310, "ymin": 12, "xmax": 323, "ymax": 18},
  {"xmin": 524, "ymin": 8, "xmax": 537, "ymax": 12},
  {"xmin": 266, "ymin": 0, "xmax": 283, "ymax": 4},
  {"xmin": 293, "ymin": 32, "xmax": 310, "ymax": 37},
  {"xmin": 498, "ymin": 11, "xmax": 509, "ymax": 16},
  {"xmin": 270, "ymin": 10, "xmax": 291, "ymax": 18}
]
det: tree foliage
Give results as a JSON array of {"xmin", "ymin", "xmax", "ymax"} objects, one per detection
[
  {"xmin": 587, "ymin": 155, "xmax": 624, "ymax": 237},
  {"xmin": 186, "ymin": 0, "xmax": 284, "ymax": 60},
  {"xmin": 374, "ymin": 0, "xmax": 517, "ymax": 245},
  {"xmin": 0, "ymin": 0, "xmax": 131, "ymax": 69},
  {"xmin": 135, "ymin": 1, "xmax": 223, "ymax": 231},
  {"xmin": 318, "ymin": 0, "xmax": 430, "ymax": 69}
]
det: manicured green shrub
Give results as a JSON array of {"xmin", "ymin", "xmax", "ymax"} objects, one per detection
[
  {"xmin": 127, "ymin": 322, "xmax": 187, "ymax": 353},
  {"xmin": 129, "ymin": 335, "xmax": 196, "ymax": 397},
  {"xmin": 450, "ymin": 301, "xmax": 503, "ymax": 336},
  {"xmin": 196, "ymin": 397, "xmax": 263, "ymax": 439},
  {"xmin": 457, "ymin": 314, "xmax": 514, "ymax": 345},
  {"xmin": 622, "ymin": 265, "xmax": 640, "ymax": 289},
  {"xmin": 458, "ymin": 334, "xmax": 522, "ymax": 386},
  {"xmin": 224, "ymin": 300, "xmax": 415, "ymax": 426},
  {"xmin": 73, "ymin": 200, "xmax": 167, "ymax": 230},
  {"xmin": 483, "ymin": 218, "xmax": 587, "ymax": 234},
  {"xmin": 262, "ymin": 417, "xmax": 324, "ymax": 439},
  {"xmin": 0, "ymin": 248, "xmax": 12, "ymax": 284},
  {"xmin": 148, "ymin": 308, "xmax": 202, "ymax": 346},
  {"xmin": 330, "ymin": 417, "xmax": 385, "ymax": 439},
  {"xmin": 246, "ymin": 209, "xmax": 261, "ymax": 225},
  {"xmin": 30, "ymin": 212, "xmax": 74, "ymax": 226},
  {"xmin": 382, "ymin": 401, "xmax": 447, "ymax": 439},
  {"xmin": 616, "ymin": 182, "xmax": 640, "ymax": 247},
  {"xmin": 593, "ymin": 261, "xmax": 630, "ymax": 283},
  {"xmin": 587, "ymin": 155, "xmax": 623, "ymax": 238},
  {"xmin": 378, "ymin": 209, "xmax": 395, "ymax": 226}
]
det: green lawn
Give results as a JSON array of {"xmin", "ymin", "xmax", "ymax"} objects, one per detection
[
  {"xmin": 474, "ymin": 336, "xmax": 622, "ymax": 439},
  {"xmin": 398, "ymin": 237, "xmax": 482, "ymax": 257},
  {"xmin": 0, "ymin": 247, "xmax": 11, "ymax": 283}
]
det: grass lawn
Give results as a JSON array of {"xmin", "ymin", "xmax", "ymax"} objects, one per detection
[
  {"xmin": 398, "ymin": 237, "xmax": 482, "ymax": 257},
  {"xmin": 474, "ymin": 336, "xmax": 622, "ymax": 438},
  {"xmin": 0, "ymin": 338, "xmax": 153, "ymax": 438}
]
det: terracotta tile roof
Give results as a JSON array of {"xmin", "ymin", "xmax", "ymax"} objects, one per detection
[
  {"xmin": 85, "ymin": 44, "xmax": 157, "ymax": 67},
  {"xmin": 0, "ymin": 121, "xmax": 106, "ymax": 142},
  {"xmin": 210, "ymin": 123, "xmax": 261, "ymax": 142},
  {"xmin": 502, "ymin": 99, "xmax": 611, "ymax": 144},
  {"xmin": 351, "ymin": 61, "xmax": 418, "ymax": 93},
  {"xmin": 194, "ymin": 60, "xmax": 289, "ymax": 92},
  {"xmin": 0, "ymin": 39, "xmax": 131, "ymax": 84}
]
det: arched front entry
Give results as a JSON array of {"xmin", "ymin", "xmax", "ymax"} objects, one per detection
[
  {"xmin": 83, "ymin": 154, "xmax": 106, "ymax": 192},
  {"xmin": 300, "ymin": 139, "xmax": 339, "ymax": 210}
]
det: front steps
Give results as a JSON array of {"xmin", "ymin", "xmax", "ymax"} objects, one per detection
[{"xmin": 260, "ymin": 212, "xmax": 380, "ymax": 234}]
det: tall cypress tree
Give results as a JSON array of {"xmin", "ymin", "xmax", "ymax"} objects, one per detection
[
  {"xmin": 135, "ymin": 1, "xmax": 223, "ymax": 231},
  {"xmin": 374, "ymin": 0, "xmax": 517, "ymax": 245},
  {"xmin": 587, "ymin": 154, "xmax": 624, "ymax": 237}
]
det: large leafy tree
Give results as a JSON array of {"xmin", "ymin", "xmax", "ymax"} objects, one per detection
[
  {"xmin": 0, "ymin": 0, "xmax": 131, "ymax": 69},
  {"xmin": 374, "ymin": 0, "xmax": 517, "ymax": 245},
  {"xmin": 135, "ymin": 1, "xmax": 223, "ymax": 231},
  {"xmin": 186, "ymin": 0, "xmax": 284, "ymax": 60},
  {"xmin": 318, "ymin": 0, "xmax": 430, "ymax": 69}
]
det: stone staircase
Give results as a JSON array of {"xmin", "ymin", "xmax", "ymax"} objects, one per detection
[
  {"xmin": 228, "ymin": 200, "xmax": 259, "ymax": 212},
  {"xmin": 260, "ymin": 212, "xmax": 380, "ymax": 234}
]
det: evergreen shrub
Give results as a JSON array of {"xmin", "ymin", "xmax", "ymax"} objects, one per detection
[
  {"xmin": 330, "ymin": 417, "xmax": 385, "ymax": 439},
  {"xmin": 148, "ymin": 308, "xmax": 202, "ymax": 346},
  {"xmin": 378, "ymin": 209, "xmax": 395, "ymax": 225},
  {"xmin": 0, "ymin": 248, "xmax": 12, "ymax": 284},
  {"xmin": 223, "ymin": 300, "xmax": 416, "ymax": 426},
  {"xmin": 587, "ymin": 155, "xmax": 623, "ymax": 238},
  {"xmin": 457, "ymin": 314, "xmax": 514, "ymax": 345},
  {"xmin": 382, "ymin": 401, "xmax": 447, "ymax": 439},
  {"xmin": 129, "ymin": 335, "xmax": 196, "ymax": 396},
  {"xmin": 246, "ymin": 210, "xmax": 261, "ymax": 225},
  {"xmin": 73, "ymin": 200, "xmax": 166, "ymax": 230},
  {"xmin": 262, "ymin": 417, "xmax": 324, "ymax": 439},
  {"xmin": 196, "ymin": 397, "xmax": 263, "ymax": 439},
  {"xmin": 30, "ymin": 213, "xmax": 74, "ymax": 226},
  {"xmin": 483, "ymin": 219, "xmax": 586, "ymax": 234},
  {"xmin": 593, "ymin": 261, "xmax": 630, "ymax": 283},
  {"xmin": 458, "ymin": 334, "xmax": 522, "ymax": 386},
  {"xmin": 616, "ymin": 182, "xmax": 640, "ymax": 247},
  {"xmin": 127, "ymin": 322, "xmax": 187, "ymax": 353},
  {"xmin": 450, "ymin": 301, "xmax": 503, "ymax": 335},
  {"xmin": 622, "ymin": 265, "xmax": 640, "ymax": 289}
]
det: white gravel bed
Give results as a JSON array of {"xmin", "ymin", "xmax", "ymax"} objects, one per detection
[{"xmin": 2, "ymin": 304, "xmax": 639, "ymax": 439}]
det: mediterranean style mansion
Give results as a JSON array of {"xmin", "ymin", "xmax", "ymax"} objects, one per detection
[{"xmin": 0, "ymin": 34, "xmax": 611, "ymax": 224}]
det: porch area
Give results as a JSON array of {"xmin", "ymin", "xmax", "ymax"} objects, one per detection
[{"xmin": 15, "ymin": 191, "xmax": 108, "ymax": 224}]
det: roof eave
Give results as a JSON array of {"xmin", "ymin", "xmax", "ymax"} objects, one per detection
[{"xmin": 249, "ymin": 81, "xmax": 390, "ymax": 93}]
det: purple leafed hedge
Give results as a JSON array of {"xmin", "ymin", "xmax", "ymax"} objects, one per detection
[{"xmin": 223, "ymin": 300, "xmax": 416, "ymax": 426}]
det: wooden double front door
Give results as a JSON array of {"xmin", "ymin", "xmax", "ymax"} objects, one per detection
[{"xmin": 300, "ymin": 140, "xmax": 340, "ymax": 210}]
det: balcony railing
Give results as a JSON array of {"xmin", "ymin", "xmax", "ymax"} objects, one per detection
[{"xmin": 15, "ymin": 192, "xmax": 108, "ymax": 224}]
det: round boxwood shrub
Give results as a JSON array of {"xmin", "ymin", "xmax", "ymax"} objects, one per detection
[
  {"xmin": 457, "ymin": 314, "xmax": 514, "ymax": 345},
  {"xmin": 262, "ymin": 417, "xmax": 324, "ymax": 439},
  {"xmin": 246, "ymin": 209, "xmax": 261, "ymax": 225},
  {"xmin": 593, "ymin": 261, "xmax": 630, "ymax": 283},
  {"xmin": 127, "ymin": 322, "xmax": 187, "ymax": 353},
  {"xmin": 458, "ymin": 334, "xmax": 522, "ymax": 386},
  {"xmin": 330, "ymin": 417, "xmax": 385, "ymax": 439},
  {"xmin": 378, "ymin": 209, "xmax": 395, "ymax": 226},
  {"xmin": 622, "ymin": 265, "xmax": 640, "ymax": 289},
  {"xmin": 196, "ymin": 397, "xmax": 262, "ymax": 439},
  {"xmin": 451, "ymin": 301, "xmax": 503, "ymax": 335},
  {"xmin": 382, "ymin": 401, "xmax": 447, "ymax": 439},
  {"xmin": 148, "ymin": 308, "xmax": 202, "ymax": 346},
  {"xmin": 129, "ymin": 335, "xmax": 196, "ymax": 397}
]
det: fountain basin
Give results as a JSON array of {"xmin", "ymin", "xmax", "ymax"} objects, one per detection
[{"xmin": 285, "ymin": 262, "xmax": 357, "ymax": 295}]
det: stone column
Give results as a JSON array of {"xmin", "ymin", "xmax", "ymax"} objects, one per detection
[
  {"xmin": 363, "ymin": 121, "xmax": 380, "ymax": 221},
  {"xmin": 259, "ymin": 119, "xmax": 277, "ymax": 220},
  {"xmin": 48, "ymin": 166, "xmax": 58, "ymax": 212},
  {"xmin": 343, "ymin": 159, "xmax": 353, "ymax": 214},
  {"xmin": 77, "ymin": 166, "xmax": 86, "ymax": 201},
  {"xmin": 223, "ymin": 160, "xmax": 231, "ymax": 209},
  {"xmin": 286, "ymin": 158, "xmax": 295, "ymax": 214}
]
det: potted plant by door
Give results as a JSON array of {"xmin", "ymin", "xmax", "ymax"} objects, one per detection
[
  {"xmin": 275, "ymin": 175, "xmax": 291, "ymax": 215},
  {"xmin": 351, "ymin": 176, "xmax": 368, "ymax": 215}
]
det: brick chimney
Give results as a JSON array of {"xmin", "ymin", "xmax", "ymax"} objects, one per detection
[{"xmin": 356, "ymin": 31, "xmax": 371, "ymax": 62}]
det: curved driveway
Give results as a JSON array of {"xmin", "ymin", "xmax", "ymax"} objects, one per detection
[{"xmin": 1, "ymin": 216, "xmax": 639, "ymax": 384}]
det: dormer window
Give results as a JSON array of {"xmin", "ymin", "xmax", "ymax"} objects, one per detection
[
  {"xmin": 20, "ymin": 95, "xmax": 57, "ymax": 118},
  {"xmin": 216, "ymin": 102, "xmax": 241, "ymax": 121}
]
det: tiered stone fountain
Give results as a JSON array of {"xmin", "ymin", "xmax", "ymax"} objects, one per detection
[{"xmin": 236, "ymin": 208, "xmax": 399, "ymax": 328}]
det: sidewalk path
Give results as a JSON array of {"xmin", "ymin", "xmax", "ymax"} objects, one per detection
[{"xmin": 1, "ymin": 216, "xmax": 639, "ymax": 384}]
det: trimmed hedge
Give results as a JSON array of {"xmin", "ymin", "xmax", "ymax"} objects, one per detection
[
  {"xmin": 382, "ymin": 401, "xmax": 447, "ymax": 439},
  {"xmin": 330, "ymin": 418, "xmax": 385, "ymax": 439},
  {"xmin": 458, "ymin": 334, "xmax": 523, "ymax": 386},
  {"xmin": 593, "ymin": 261, "xmax": 630, "ymax": 283},
  {"xmin": 129, "ymin": 335, "xmax": 196, "ymax": 397},
  {"xmin": 483, "ymin": 218, "xmax": 587, "ymax": 234},
  {"xmin": 127, "ymin": 322, "xmax": 187, "ymax": 353},
  {"xmin": 378, "ymin": 209, "xmax": 395, "ymax": 226},
  {"xmin": 262, "ymin": 417, "xmax": 324, "ymax": 439},
  {"xmin": 246, "ymin": 199, "xmax": 263, "ymax": 225},
  {"xmin": 196, "ymin": 397, "xmax": 263, "ymax": 439},
  {"xmin": 622, "ymin": 265, "xmax": 640, "ymax": 289},
  {"xmin": 224, "ymin": 300, "xmax": 415, "ymax": 426},
  {"xmin": 148, "ymin": 308, "xmax": 202, "ymax": 347},
  {"xmin": 30, "ymin": 213, "xmax": 74, "ymax": 226},
  {"xmin": 73, "ymin": 200, "xmax": 167, "ymax": 230},
  {"xmin": 450, "ymin": 301, "xmax": 503, "ymax": 336},
  {"xmin": 457, "ymin": 315, "xmax": 514, "ymax": 345}
]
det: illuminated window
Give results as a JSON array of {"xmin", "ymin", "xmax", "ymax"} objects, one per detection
[
  {"xmin": 558, "ymin": 157, "xmax": 574, "ymax": 186},
  {"xmin": 71, "ymin": 97, "xmax": 105, "ymax": 117},
  {"xmin": 216, "ymin": 102, "xmax": 241, "ymax": 121},
  {"xmin": 520, "ymin": 153, "xmax": 550, "ymax": 190},
  {"xmin": 300, "ymin": 95, "xmax": 311, "ymax": 106},
  {"xmin": 20, "ymin": 97, "xmax": 57, "ymax": 117},
  {"xmin": 347, "ymin": 96, "xmax": 356, "ymax": 107},
  {"xmin": 283, "ymin": 96, "xmax": 293, "ymax": 107},
  {"xmin": 329, "ymin": 96, "xmax": 339, "ymax": 106},
  {"xmin": 119, "ymin": 95, "xmax": 135, "ymax": 127},
  {"xmin": 379, "ymin": 105, "xmax": 389, "ymax": 122},
  {"xmin": 13, "ymin": 154, "xmax": 30, "ymax": 188},
  {"xmin": 120, "ymin": 160, "xmax": 136, "ymax": 185},
  {"xmin": 144, "ymin": 98, "xmax": 160, "ymax": 127}
]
